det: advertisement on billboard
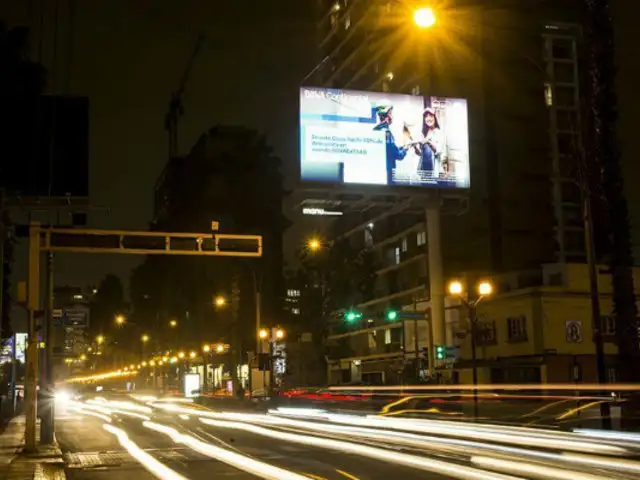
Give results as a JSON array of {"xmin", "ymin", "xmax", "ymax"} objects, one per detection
[{"xmin": 299, "ymin": 87, "xmax": 469, "ymax": 189}]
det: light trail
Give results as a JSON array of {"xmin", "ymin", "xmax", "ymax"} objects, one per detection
[
  {"xmin": 143, "ymin": 421, "xmax": 310, "ymax": 480},
  {"xmin": 326, "ymin": 383, "xmax": 638, "ymax": 392},
  {"xmin": 204, "ymin": 411, "xmax": 640, "ymax": 476},
  {"xmin": 265, "ymin": 409, "xmax": 629, "ymax": 456},
  {"xmin": 104, "ymin": 424, "xmax": 188, "ymax": 480},
  {"xmin": 471, "ymin": 456, "xmax": 610, "ymax": 480},
  {"xmin": 199, "ymin": 417, "xmax": 524, "ymax": 480}
]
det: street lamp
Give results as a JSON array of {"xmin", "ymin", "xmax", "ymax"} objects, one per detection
[
  {"xmin": 216, "ymin": 344, "xmax": 224, "ymax": 354},
  {"xmin": 178, "ymin": 351, "xmax": 185, "ymax": 359},
  {"xmin": 447, "ymin": 279, "xmax": 493, "ymax": 420},
  {"xmin": 275, "ymin": 329, "xmax": 285, "ymax": 340},
  {"xmin": 413, "ymin": 7, "xmax": 436, "ymax": 29},
  {"xmin": 115, "ymin": 315, "xmax": 126, "ymax": 326},
  {"xmin": 189, "ymin": 351, "xmax": 197, "ymax": 359},
  {"xmin": 214, "ymin": 296, "xmax": 227, "ymax": 308},
  {"xmin": 258, "ymin": 328, "xmax": 269, "ymax": 340},
  {"xmin": 96, "ymin": 335, "xmax": 104, "ymax": 345},
  {"xmin": 203, "ymin": 344, "xmax": 211, "ymax": 353},
  {"xmin": 141, "ymin": 334, "xmax": 150, "ymax": 343},
  {"xmin": 169, "ymin": 319, "xmax": 178, "ymax": 328},
  {"xmin": 307, "ymin": 237, "xmax": 322, "ymax": 252}
]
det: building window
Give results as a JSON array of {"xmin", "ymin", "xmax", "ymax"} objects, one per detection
[
  {"xmin": 384, "ymin": 329, "xmax": 391, "ymax": 345},
  {"xmin": 344, "ymin": 14, "xmax": 351, "ymax": 30},
  {"xmin": 401, "ymin": 237, "xmax": 408, "ymax": 252},
  {"xmin": 544, "ymin": 83, "xmax": 553, "ymax": 106},
  {"xmin": 602, "ymin": 315, "xmax": 616, "ymax": 336},
  {"xmin": 287, "ymin": 289, "xmax": 300, "ymax": 297},
  {"xmin": 417, "ymin": 231, "xmax": 426, "ymax": 246},
  {"xmin": 394, "ymin": 247, "xmax": 401, "ymax": 265},
  {"xmin": 507, "ymin": 316, "xmax": 528, "ymax": 342},
  {"xmin": 411, "ymin": 85, "xmax": 421, "ymax": 96},
  {"xmin": 475, "ymin": 320, "xmax": 497, "ymax": 345},
  {"xmin": 292, "ymin": 308, "xmax": 300, "ymax": 315}
]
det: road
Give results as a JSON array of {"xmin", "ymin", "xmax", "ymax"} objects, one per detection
[{"xmin": 53, "ymin": 391, "xmax": 640, "ymax": 480}]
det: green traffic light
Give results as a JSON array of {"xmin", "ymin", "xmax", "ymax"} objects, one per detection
[
  {"xmin": 345, "ymin": 310, "xmax": 362, "ymax": 322},
  {"xmin": 386, "ymin": 310, "xmax": 398, "ymax": 321},
  {"xmin": 435, "ymin": 345, "xmax": 446, "ymax": 360}
]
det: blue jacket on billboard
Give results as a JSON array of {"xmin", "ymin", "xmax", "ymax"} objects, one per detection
[{"xmin": 374, "ymin": 122, "xmax": 407, "ymax": 184}]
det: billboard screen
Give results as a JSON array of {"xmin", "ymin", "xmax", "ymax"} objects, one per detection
[{"xmin": 299, "ymin": 88, "xmax": 469, "ymax": 188}]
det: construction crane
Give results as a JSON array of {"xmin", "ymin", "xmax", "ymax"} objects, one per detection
[{"xmin": 164, "ymin": 33, "xmax": 205, "ymax": 160}]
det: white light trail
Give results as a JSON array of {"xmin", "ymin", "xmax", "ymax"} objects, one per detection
[
  {"xmin": 104, "ymin": 424, "xmax": 188, "ymax": 480},
  {"xmin": 143, "ymin": 421, "xmax": 309, "ymax": 480},
  {"xmin": 199, "ymin": 418, "xmax": 524, "ymax": 480},
  {"xmin": 471, "ymin": 456, "xmax": 609, "ymax": 480}
]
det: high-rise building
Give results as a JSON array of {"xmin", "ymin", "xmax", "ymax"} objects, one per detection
[
  {"xmin": 303, "ymin": 1, "xmax": 597, "ymax": 382},
  {"xmin": 147, "ymin": 126, "xmax": 288, "ymax": 353}
]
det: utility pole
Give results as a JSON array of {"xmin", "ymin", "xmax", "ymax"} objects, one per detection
[
  {"xmin": 40, "ymin": 253, "xmax": 55, "ymax": 443},
  {"xmin": 25, "ymin": 222, "xmax": 41, "ymax": 452}
]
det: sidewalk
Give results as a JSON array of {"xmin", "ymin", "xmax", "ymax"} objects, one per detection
[{"xmin": 0, "ymin": 416, "xmax": 65, "ymax": 480}]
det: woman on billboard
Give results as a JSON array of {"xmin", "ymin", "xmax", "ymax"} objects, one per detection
[{"xmin": 414, "ymin": 107, "xmax": 445, "ymax": 180}]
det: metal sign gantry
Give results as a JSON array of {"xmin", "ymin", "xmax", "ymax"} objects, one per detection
[{"xmin": 24, "ymin": 223, "xmax": 262, "ymax": 451}]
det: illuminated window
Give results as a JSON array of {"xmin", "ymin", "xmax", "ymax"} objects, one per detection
[
  {"xmin": 544, "ymin": 83, "xmax": 553, "ymax": 106},
  {"xmin": 385, "ymin": 329, "xmax": 391, "ymax": 344},
  {"xmin": 73, "ymin": 294, "xmax": 83, "ymax": 300},
  {"xmin": 401, "ymin": 237, "xmax": 408, "ymax": 252},
  {"xmin": 394, "ymin": 247, "xmax": 400, "ymax": 265},
  {"xmin": 292, "ymin": 308, "xmax": 300, "ymax": 315},
  {"xmin": 417, "ymin": 231, "xmax": 426, "ymax": 246},
  {"xmin": 344, "ymin": 14, "xmax": 351, "ymax": 30},
  {"xmin": 411, "ymin": 86, "xmax": 421, "ymax": 96},
  {"xmin": 287, "ymin": 289, "xmax": 300, "ymax": 297}
]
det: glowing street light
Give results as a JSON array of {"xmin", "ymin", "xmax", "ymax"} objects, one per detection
[
  {"xmin": 446, "ymin": 277, "xmax": 494, "ymax": 419},
  {"xmin": 142, "ymin": 361, "xmax": 147, "ymax": 367},
  {"xmin": 96, "ymin": 335, "xmax": 105, "ymax": 345},
  {"xmin": 79, "ymin": 354, "xmax": 87, "ymax": 361},
  {"xmin": 141, "ymin": 334, "xmax": 150, "ymax": 343},
  {"xmin": 203, "ymin": 344, "xmax": 211, "ymax": 353},
  {"xmin": 307, "ymin": 237, "xmax": 321, "ymax": 252},
  {"xmin": 216, "ymin": 344, "xmax": 224, "ymax": 354},
  {"xmin": 149, "ymin": 360, "xmax": 156, "ymax": 366},
  {"xmin": 259, "ymin": 328, "xmax": 269, "ymax": 340},
  {"xmin": 478, "ymin": 281, "xmax": 493, "ymax": 297},
  {"xmin": 214, "ymin": 296, "xmax": 227, "ymax": 308},
  {"xmin": 448, "ymin": 280, "xmax": 463, "ymax": 296},
  {"xmin": 413, "ymin": 7, "xmax": 436, "ymax": 29},
  {"xmin": 115, "ymin": 315, "xmax": 126, "ymax": 326},
  {"xmin": 178, "ymin": 351, "xmax": 185, "ymax": 359},
  {"xmin": 189, "ymin": 351, "xmax": 197, "ymax": 359},
  {"xmin": 275, "ymin": 328, "xmax": 285, "ymax": 340},
  {"xmin": 169, "ymin": 319, "xmax": 178, "ymax": 328},
  {"xmin": 129, "ymin": 364, "xmax": 135, "ymax": 370}
]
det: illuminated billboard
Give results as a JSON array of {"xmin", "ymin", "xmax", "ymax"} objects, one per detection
[{"xmin": 299, "ymin": 88, "xmax": 469, "ymax": 188}]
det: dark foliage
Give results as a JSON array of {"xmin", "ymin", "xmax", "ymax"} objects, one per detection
[{"xmin": 584, "ymin": 0, "xmax": 639, "ymax": 381}]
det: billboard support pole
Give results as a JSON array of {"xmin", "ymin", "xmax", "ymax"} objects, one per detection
[
  {"xmin": 426, "ymin": 197, "xmax": 445, "ymax": 376},
  {"xmin": 25, "ymin": 222, "xmax": 40, "ymax": 452}
]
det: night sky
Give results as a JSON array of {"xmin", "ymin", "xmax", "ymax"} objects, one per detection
[
  {"xmin": 3, "ymin": 0, "xmax": 640, "ymax": 317},
  {"xmin": 2, "ymin": 0, "xmax": 316, "ymax": 299}
]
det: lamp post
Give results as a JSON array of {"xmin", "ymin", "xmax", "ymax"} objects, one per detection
[{"xmin": 448, "ymin": 279, "xmax": 493, "ymax": 420}]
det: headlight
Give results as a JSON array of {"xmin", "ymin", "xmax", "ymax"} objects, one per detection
[{"xmin": 55, "ymin": 391, "xmax": 71, "ymax": 403}]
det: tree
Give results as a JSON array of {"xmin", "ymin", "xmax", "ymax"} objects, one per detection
[{"xmin": 585, "ymin": 0, "xmax": 640, "ymax": 384}]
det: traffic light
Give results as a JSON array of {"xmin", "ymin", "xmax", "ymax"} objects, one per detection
[
  {"xmin": 386, "ymin": 310, "xmax": 398, "ymax": 321},
  {"xmin": 344, "ymin": 310, "xmax": 363, "ymax": 322},
  {"xmin": 435, "ymin": 345, "xmax": 446, "ymax": 360}
]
